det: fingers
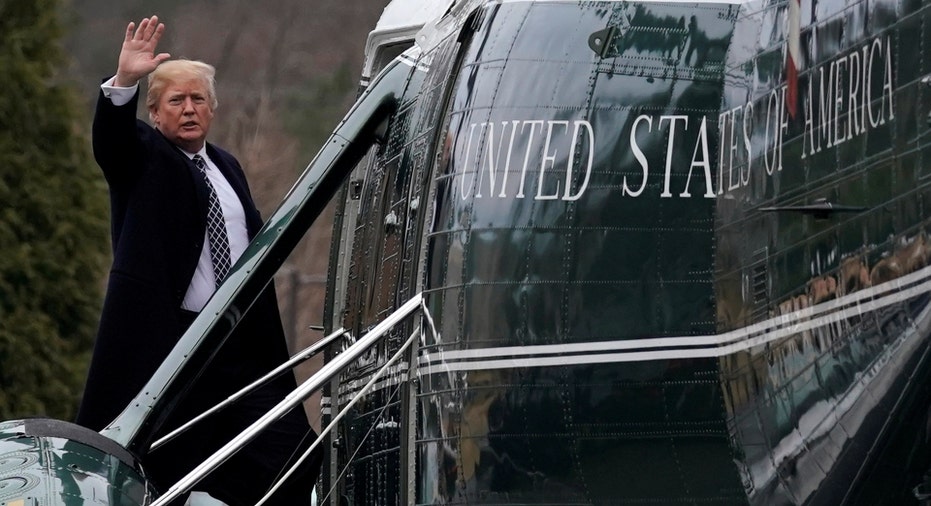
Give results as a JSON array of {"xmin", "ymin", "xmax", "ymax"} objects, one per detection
[
  {"xmin": 133, "ymin": 17, "xmax": 148, "ymax": 41},
  {"xmin": 124, "ymin": 22, "xmax": 135, "ymax": 43},
  {"xmin": 143, "ymin": 15, "xmax": 159, "ymax": 41},
  {"xmin": 151, "ymin": 21, "xmax": 166, "ymax": 45},
  {"xmin": 130, "ymin": 16, "xmax": 164, "ymax": 43}
]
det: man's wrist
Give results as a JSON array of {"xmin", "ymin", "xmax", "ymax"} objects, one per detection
[
  {"xmin": 113, "ymin": 72, "xmax": 139, "ymax": 88},
  {"xmin": 101, "ymin": 76, "xmax": 138, "ymax": 107}
]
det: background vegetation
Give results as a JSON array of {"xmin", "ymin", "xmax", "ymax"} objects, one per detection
[
  {"xmin": 0, "ymin": 0, "xmax": 388, "ymax": 422},
  {"xmin": 0, "ymin": 0, "xmax": 109, "ymax": 420}
]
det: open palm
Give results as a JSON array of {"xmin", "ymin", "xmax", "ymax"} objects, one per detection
[{"xmin": 115, "ymin": 16, "xmax": 171, "ymax": 87}]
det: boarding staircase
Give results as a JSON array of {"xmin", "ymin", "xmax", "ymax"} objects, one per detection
[{"xmin": 149, "ymin": 293, "xmax": 427, "ymax": 505}]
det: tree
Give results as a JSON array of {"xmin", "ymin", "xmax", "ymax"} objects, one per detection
[{"xmin": 0, "ymin": 0, "xmax": 109, "ymax": 420}]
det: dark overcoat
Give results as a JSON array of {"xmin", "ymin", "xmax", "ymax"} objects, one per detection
[{"xmin": 75, "ymin": 87, "xmax": 292, "ymax": 433}]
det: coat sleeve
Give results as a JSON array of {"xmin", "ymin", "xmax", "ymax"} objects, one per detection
[{"xmin": 91, "ymin": 83, "xmax": 149, "ymax": 187}]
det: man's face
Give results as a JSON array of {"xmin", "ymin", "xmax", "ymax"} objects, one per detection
[{"xmin": 150, "ymin": 78, "xmax": 214, "ymax": 153}]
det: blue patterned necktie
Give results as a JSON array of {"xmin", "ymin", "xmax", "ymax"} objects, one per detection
[{"xmin": 193, "ymin": 155, "xmax": 232, "ymax": 286}]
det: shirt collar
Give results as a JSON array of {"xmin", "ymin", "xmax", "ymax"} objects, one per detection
[{"xmin": 181, "ymin": 146, "xmax": 209, "ymax": 160}]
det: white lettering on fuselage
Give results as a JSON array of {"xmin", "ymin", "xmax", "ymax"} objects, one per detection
[
  {"xmin": 458, "ymin": 119, "xmax": 594, "ymax": 201},
  {"xmin": 453, "ymin": 36, "xmax": 895, "ymax": 202},
  {"xmin": 802, "ymin": 36, "xmax": 895, "ymax": 157}
]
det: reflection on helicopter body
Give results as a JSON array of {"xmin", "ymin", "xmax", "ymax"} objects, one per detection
[{"xmin": 323, "ymin": 0, "xmax": 931, "ymax": 504}]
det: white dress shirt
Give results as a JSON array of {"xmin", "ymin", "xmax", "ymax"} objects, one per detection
[{"xmin": 101, "ymin": 78, "xmax": 250, "ymax": 311}]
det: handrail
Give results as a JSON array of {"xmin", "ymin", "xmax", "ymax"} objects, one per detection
[
  {"xmin": 270, "ymin": 296, "xmax": 436, "ymax": 505},
  {"xmin": 257, "ymin": 327, "xmax": 420, "ymax": 505},
  {"xmin": 149, "ymin": 327, "xmax": 349, "ymax": 451},
  {"xmin": 150, "ymin": 293, "xmax": 423, "ymax": 506}
]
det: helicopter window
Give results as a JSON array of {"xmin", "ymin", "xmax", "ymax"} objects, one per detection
[{"xmin": 370, "ymin": 41, "xmax": 413, "ymax": 78}]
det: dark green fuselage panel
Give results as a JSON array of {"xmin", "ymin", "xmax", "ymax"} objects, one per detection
[{"xmin": 326, "ymin": 0, "xmax": 931, "ymax": 504}]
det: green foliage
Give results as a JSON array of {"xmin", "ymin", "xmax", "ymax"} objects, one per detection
[{"xmin": 0, "ymin": 0, "xmax": 109, "ymax": 420}]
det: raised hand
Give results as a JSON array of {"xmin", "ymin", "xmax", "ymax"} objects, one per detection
[{"xmin": 114, "ymin": 16, "xmax": 171, "ymax": 87}]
